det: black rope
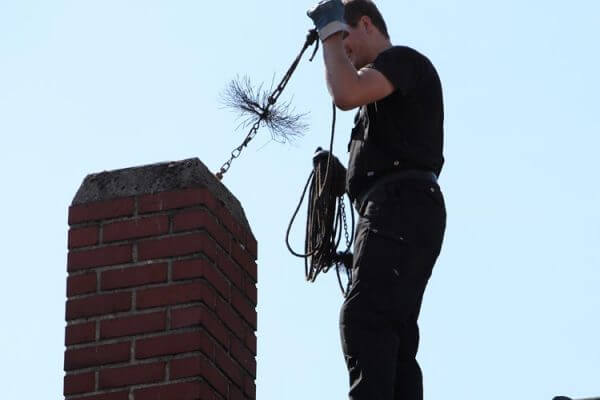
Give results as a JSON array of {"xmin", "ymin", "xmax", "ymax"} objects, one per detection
[{"xmin": 286, "ymin": 103, "xmax": 355, "ymax": 296}]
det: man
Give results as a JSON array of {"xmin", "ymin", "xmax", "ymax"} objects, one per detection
[{"xmin": 307, "ymin": 1, "xmax": 446, "ymax": 399}]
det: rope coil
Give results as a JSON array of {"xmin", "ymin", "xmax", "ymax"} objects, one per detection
[{"xmin": 286, "ymin": 104, "xmax": 355, "ymax": 296}]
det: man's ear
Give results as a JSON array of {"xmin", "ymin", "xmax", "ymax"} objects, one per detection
[{"xmin": 360, "ymin": 15, "xmax": 374, "ymax": 33}]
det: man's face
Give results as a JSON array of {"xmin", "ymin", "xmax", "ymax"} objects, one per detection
[{"xmin": 343, "ymin": 22, "xmax": 369, "ymax": 69}]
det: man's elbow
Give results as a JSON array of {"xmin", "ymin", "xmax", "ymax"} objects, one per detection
[{"xmin": 333, "ymin": 94, "xmax": 359, "ymax": 111}]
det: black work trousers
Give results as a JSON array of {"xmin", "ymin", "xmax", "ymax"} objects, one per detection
[{"xmin": 340, "ymin": 179, "xmax": 446, "ymax": 400}]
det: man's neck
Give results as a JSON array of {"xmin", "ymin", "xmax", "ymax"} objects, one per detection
[{"xmin": 367, "ymin": 37, "xmax": 393, "ymax": 64}]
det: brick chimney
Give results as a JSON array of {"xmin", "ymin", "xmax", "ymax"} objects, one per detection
[{"xmin": 63, "ymin": 159, "xmax": 257, "ymax": 400}]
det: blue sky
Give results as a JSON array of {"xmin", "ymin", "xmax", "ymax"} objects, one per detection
[{"xmin": 1, "ymin": 0, "xmax": 599, "ymax": 398}]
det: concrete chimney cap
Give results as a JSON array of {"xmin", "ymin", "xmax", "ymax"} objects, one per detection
[{"xmin": 71, "ymin": 158, "xmax": 252, "ymax": 233}]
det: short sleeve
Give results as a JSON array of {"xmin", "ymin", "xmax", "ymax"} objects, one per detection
[{"xmin": 366, "ymin": 46, "xmax": 420, "ymax": 95}]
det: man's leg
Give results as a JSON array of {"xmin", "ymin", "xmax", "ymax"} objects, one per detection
[
  {"xmin": 341, "ymin": 180, "xmax": 446, "ymax": 400},
  {"xmin": 340, "ymin": 212, "xmax": 428, "ymax": 400},
  {"xmin": 340, "ymin": 213, "xmax": 402, "ymax": 400},
  {"xmin": 394, "ymin": 297, "xmax": 425, "ymax": 399},
  {"xmin": 391, "ymin": 180, "xmax": 446, "ymax": 399},
  {"xmin": 340, "ymin": 284, "xmax": 400, "ymax": 400}
]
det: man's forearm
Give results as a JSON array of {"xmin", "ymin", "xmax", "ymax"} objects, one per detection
[{"xmin": 322, "ymin": 33, "xmax": 360, "ymax": 109}]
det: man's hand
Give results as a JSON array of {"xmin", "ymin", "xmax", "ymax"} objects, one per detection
[
  {"xmin": 312, "ymin": 147, "xmax": 347, "ymax": 197},
  {"xmin": 307, "ymin": 0, "xmax": 348, "ymax": 42}
]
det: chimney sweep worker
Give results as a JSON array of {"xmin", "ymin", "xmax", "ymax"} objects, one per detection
[{"xmin": 307, "ymin": 1, "xmax": 446, "ymax": 399}]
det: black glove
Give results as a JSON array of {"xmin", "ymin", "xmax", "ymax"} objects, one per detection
[{"xmin": 333, "ymin": 251, "xmax": 353, "ymax": 270}]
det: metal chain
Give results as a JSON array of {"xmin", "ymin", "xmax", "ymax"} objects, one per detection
[
  {"xmin": 216, "ymin": 120, "xmax": 261, "ymax": 180},
  {"xmin": 336, "ymin": 196, "xmax": 354, "ymax": 296},
  {"xmin": 216, "ymin": 29, "xmax": 319, "ymax": 181},
  {"xmin": 339, "ymin": 199, "xmax": 351, "ymax": 250}
]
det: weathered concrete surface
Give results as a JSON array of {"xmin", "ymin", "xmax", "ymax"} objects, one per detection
[{"xmin": 72, "ymin": 158, "xmax": 252, "ymax": 233}]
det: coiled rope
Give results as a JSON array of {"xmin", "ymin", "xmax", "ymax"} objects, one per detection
[{"xmin": 286, "ymin": 103, "xmax": 355, "ymax": 296}]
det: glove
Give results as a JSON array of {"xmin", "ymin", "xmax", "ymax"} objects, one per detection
[
  {"xmin": 307, "ymin": 0, "xmax": 348, "ymax": 42},
  {"xmin": 334, "ymin": 251, "xmax": 353, "ymax": 270},
  {"xmin": 312, "ymin": 146, "xmax": 330, "ymax": 165}
]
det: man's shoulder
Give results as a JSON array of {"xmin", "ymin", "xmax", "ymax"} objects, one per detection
[{"xmin": 378, "ymin": 45, "xmax": 431, "ymax": 64}]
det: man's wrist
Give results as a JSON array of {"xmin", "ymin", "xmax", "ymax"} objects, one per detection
[
  {"xmin": 322, "ymin": 30, "xmax": 345, "ymax": 44},
  {"xmin": 318, "ymin": 20, "xmax": 348, "ymax": 42}
]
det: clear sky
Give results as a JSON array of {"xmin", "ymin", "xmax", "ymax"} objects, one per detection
[{"xmin": 1, "ymin": 0, "xmax": 599, "ymax": 399}]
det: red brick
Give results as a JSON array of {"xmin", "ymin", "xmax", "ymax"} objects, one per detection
[
  {"xmin": 171, "ymin": 305, "xmax": 229, "ymax": 349},
  {"xmin": 201, "ymin": 237, "xmax": 219, "ymax": 264},
  {"xmin": 66, "ymin": 292, "xmax": 131, "ymax": 320},
  {"xmin": 231, "ymin": 242, "xmax": 257, "ymax": 282},
  {"xmin": 215, "ymin": 298, "xmax": 244, "ymax": 338},
  {"xmin": 68, "ymin": 244, "xmax": 132, "ymax": 272},
  {"xmin": 136, "ymin": 281, "xmax": 213, "ymax": 309},
  {"xmin": 100, "ymin": 311, "xmax": 166, "ymax": 339},
  {"xmin": 173, "ymin": 209, "xmax": 231, "ymax": 252},
  {"xmin": 204, "ymin": 263, "xmax": 230, "ymax": 300},
  {"xmin": 134, "ymin": 381, "xmax": 204, "ymax": 400},
  {"xmin": 101, "ymin": 263, "xmax": 167, "ymax": 290},
  {"xmin": 71, "ymin": 391, "xmax": 129, "ymax": 400},
  {"xmin": 215, "ymin": 346, "xmax": 243, "ymax": 387},
  {"xmin": 229, "ymin": 384, "xmax": 244, "ymax": 400},
  {"xmin": 244, "ymin": 375, "xmax": 256, "ymax": 399},
  {"xmin": 103, "ymin": 215, "xmax": 169, "ymax": 242},
  {"xmin": 64, "ymin": 341, "xmax": 130, "ymax": 371},
  {"xmin": 65, "ymin": 321, "xmax": 96, "ymax": 345},
  {"xmin": 138, "ymin": 232, "xmax": 216, "ymax": 261},
  {"xmin": 170, "ymin": 355, "xmax": 202, "ymax": 379},
  {"xmin": 170, "ymin": 355, "xmax": 228, "ymax": 397},
  {"xmin": 203, "ymin": 309, "xmax": 230, "ymax": 350},
  {"xmin": 170, "ymin": 305, "xmax": 202, "ymax": 329},
  {"xmin": 200, "ymin": 329, "xmax": 217, "ymax": 361},
  {"xmin": 245, "ymin": 231, "xmax": 258, "ymax": 260},
  {"xmin": 172, "ymin": 208, "xmax": 209, "ymax": 232},
  {"xmin": 69, "ymin": 197, "xmax": 135, "ymax": 225},
  {"xmin": 216, "ymin": 206, "xmax": 245, "ymax": 242},
  {"xmin": 216, "ymin": 248, "xmax": 243, "ymax": 289},
  {"xmin": 67, "ymin": 272, "xmax": 97, "ymax": 297},
  {"xmin": 243, "ymin": 275, "xmax": 257, "ymax": 306},
  {"xmin": 199, "ymin": 381, "xmax": 222, "ymax": 400},
  {"xmin": 99, "ymin": 362, "xmax": 165, "ymax": 389},
  {"xmin": 245, "ymin": 332, "xmax": 257, "ymax": 356},
  {"xmin": 231, "ymin": 287, "xmax": 256, "ymax": 330},
  {"xmin": 138, "ymin": 188, "xmax": 216, "ymax": 214},
  {"xmin": 173, "ymin": 258, "xmax": 229, "ymax": 300},
  {"xmin": 135, "ymin": 331, "xmax": 205, "ymax": 359},
  {"xmin": 231, "ymin": 336, "xmax": 256, "ymax": 377},
  {"xmin": 172, "ymin": 258, "xmax": 205, "ymax": 280},
  {"xmin": 217, "ymin": 204, "xmax": 257, "ymax": 261},
  {"xmin": 68, "ymin": 226, "xmax": 100, "ymax": 249},
  {"xmin": 64, "ymin": 371, "xmax": 95, "ymax": 395},
  {"xmin": 198, "ymin": 358, "xmax": 229, "ymax": 397}
]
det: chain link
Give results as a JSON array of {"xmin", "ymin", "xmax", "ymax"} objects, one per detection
[
  {"xmin": 216, "ymin": 121, "xmax": 261, "ymax": 180},
  {"xmin": 339, "ymin": 199, "xmax": 351, "ymax": 250}
]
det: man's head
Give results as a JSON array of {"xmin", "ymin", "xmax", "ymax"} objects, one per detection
[{"xmin": 342, "ymin": 0, "xmax": 391, "ymax": 69}]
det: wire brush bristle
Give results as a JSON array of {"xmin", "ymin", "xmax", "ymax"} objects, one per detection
[{"xmin": 221, "ymin": 75, "xmax": 308, "ymax": 144}]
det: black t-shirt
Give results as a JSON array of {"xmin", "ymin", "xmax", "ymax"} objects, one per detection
[{"xmin": 346, "ymin": 46, "xmax": 444, "ymax": 200}]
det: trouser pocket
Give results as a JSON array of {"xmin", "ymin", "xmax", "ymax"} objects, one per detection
[{"xmin": 353, "ymin": 226, "xmax": 427, "ymax": 318}]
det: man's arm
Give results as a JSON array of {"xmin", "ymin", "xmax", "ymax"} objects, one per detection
[{"xmin": 322, "ymin": 33, "xmax": 394, "ymax": 110}]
